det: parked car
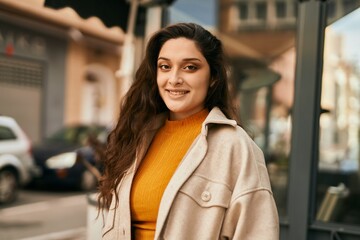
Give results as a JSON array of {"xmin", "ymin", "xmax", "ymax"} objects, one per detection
[
  {"xmin": 0, "ymin": 116, "xmax": 39, "ymax": 204},
  {"xmin": 32, "ymin": 124, "xmax": 107, "ymax": 190}
]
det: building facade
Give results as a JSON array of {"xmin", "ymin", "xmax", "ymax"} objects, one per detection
[{"xmin": 0, "ymin": 0, "xmax": 124, "ymax": 143}]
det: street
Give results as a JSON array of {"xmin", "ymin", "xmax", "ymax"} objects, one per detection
[{"xmin": 0, "ymin": 189, "xmax": 89, "ymax": 240}]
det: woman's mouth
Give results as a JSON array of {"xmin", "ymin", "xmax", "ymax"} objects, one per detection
[{"xmin": 166, "ymin": 90, "xmax": 189, "ymax": 96}]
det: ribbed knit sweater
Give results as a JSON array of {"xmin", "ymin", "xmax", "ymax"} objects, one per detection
[{"xmin": 130, "ymin": 109, "xmax": 209, "ymax": 240}]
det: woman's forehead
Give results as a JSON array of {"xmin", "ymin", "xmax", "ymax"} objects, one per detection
[{"xmin": 158, "ymin": 38, "xmax": 204, "ymax": 60}]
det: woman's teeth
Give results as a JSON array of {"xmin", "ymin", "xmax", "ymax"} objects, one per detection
[{"xmin": 168, "ymin": 90, "xmax": 188, "ymax": 95}]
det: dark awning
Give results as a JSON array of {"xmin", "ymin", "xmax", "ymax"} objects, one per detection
[
  {"xmin": 44, "ymin": 0, "xmax": 176, "ymax": 33},
  {"xmin": 44, "ymin": 0, "xmax": 131, "ymax": 30}
]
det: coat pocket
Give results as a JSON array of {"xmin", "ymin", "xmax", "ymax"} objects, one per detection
[
  {"xmin": 161, "ymin": 176, "xmax": 232, "ymax": 239},
  {"xmin": 179, "ymin": 175, "xmax": 232, "ymax": 208}
]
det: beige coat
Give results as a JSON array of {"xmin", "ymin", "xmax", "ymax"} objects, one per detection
[{"xmin": 102, "ymin": 107, "xmax": 279, "ymax": 240}]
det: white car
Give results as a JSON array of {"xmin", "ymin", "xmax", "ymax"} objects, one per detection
[{"xmin": 0, "ymin": 116, "xmax": 39, "ymax": 204}]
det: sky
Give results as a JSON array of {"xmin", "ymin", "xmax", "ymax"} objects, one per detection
[{"xmin": 169, "ymin": 0, "xmax": 217, "ymax": 29}]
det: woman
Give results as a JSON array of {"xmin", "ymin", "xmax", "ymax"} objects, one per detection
[{"xmin": 99, "ymin": 22, "xmax": 279, "ymax": 240}]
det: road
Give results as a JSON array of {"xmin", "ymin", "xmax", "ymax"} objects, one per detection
[{"xmin": 0, "ymin": 189, "xmax": 92, "ymax": 240}]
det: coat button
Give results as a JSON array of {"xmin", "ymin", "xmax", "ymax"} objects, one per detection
[{"xmin": 201, "ymin": 191, "xmax": 211, "ymax": 202}]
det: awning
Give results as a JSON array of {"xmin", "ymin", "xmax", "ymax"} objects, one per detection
[{"xmin": 44, "ymin": 0, "xmax": 130, "ymax": 30}]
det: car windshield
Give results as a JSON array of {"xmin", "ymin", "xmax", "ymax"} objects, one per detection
[{"xmin": 47, "ymin": 126, "xmax": 105, "ymax": 145}]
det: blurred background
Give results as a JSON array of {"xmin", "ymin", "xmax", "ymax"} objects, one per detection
[{"xmin": 0, "ymin": 0, "xmax": 360, "ymax": 239}]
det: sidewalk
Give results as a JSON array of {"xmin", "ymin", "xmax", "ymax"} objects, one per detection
[{"xmin": 19, "ymin": 227, "xmax": 86, "ymax": 240}]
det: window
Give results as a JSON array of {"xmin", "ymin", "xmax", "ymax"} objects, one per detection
[
  {"xmin": 317, "ymin": 6, "xmax": 360, "ymax": 225},
  {"xmin": 276, "ymin": 1, "xmax": 286, "ymax": 19},
  {"xmin": 0, "ymin": 126, "xmax": 16, "ymax": 140},
  {"xmin": 238, "ymin": 2, "xmax": 248, "ymax": 20},
  {"xmin": 256, "ymin": 2, "xmax": 267, "ymax": 20}
]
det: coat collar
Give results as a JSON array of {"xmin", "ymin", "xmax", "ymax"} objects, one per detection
[
  {"xmin": 153, "ymin": 107, "xmax": 237, "ymax": 239},
  {"xmin": 201, "ymin": 107, "xmax": 237, "ymax": 136}
]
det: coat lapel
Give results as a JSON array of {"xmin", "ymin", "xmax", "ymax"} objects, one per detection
[{"xmin": 154, "ymin": 133, "xmax": 208, "ymax": 239}]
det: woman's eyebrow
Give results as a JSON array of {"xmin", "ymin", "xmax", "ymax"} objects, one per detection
[
  {"xmin": 157, "ymin": 57, "xmax": 202, "ymax": 62},
  {"xmin": 157, "ymin": 57, "xmax": 169, "ymax": 61},
  {"xmin": 183, "ymin": 58, "xmax": 202, "ymax": 62}
]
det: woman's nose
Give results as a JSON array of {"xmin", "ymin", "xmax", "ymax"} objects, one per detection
[{"xmin": 168, "ymin": 69, "xmax": 183, "ymax": 86}]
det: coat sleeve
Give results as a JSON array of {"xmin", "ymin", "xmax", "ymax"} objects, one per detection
[{"xmin": 220, "ymin": 129, "xmax": 279, "ymax": 240}]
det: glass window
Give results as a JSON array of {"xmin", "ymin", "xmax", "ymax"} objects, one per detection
[
  {"xmin": 238, "ymin": 2, "xmax": 248, "ymax": 20},
  {"xmin": 0, "ymin": 126, "xmax": 16, "ymax": 140},
  {"xmin": 317, "ymin": 2, "xmax": 360, "ymax": 225},
  {"xmin": 256, "ymin": 2, "xmax": 267, "ymax": 20},
  {"xmin": 276, "ymin": 1, "xmax": 286, "ymax": 19}
]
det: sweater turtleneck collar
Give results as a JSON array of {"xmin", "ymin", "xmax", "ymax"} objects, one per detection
[{"xmin": 163, "ymin": 109, "xmax": 209, "ymax": 133}]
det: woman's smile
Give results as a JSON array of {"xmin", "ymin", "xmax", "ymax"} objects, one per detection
[{"xmin": 166, "ymin": 89, "xmax": 190, "ymax": 96}]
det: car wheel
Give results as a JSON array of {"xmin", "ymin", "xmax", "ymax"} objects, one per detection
[
  {"xmin": 0, "ymin": 169, "xmax": 18, "ymax": 204},
  {"xmin": 80, "ymin": 170, "xmax": 97, "ymax": 191}
]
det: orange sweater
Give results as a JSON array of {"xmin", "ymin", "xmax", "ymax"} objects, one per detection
[{"xmin": 130, "ymin": 109, "xmax": 209, "ymax": 239}]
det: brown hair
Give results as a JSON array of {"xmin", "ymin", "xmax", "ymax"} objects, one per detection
[{"xmin": 98, "ymin": 22, "xmax": 236, "ymax": 209}]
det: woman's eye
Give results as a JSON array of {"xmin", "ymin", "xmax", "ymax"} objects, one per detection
[
  {"xmin": 184, "ymin": 65, "xmax": 197, "ymax": 71},
  {"xmin": 159, "ymin": 64, "xmax": 170, "ymax": 70}
]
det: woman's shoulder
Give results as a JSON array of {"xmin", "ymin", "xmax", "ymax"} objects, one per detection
[{"xmin": 207, "ymin": 122, "xmax": 254, "ymax": 145}]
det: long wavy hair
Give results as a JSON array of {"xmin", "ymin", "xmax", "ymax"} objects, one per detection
[{"xmin": 98, "ymin": 22, "xmax": 237, "ymax": 209}]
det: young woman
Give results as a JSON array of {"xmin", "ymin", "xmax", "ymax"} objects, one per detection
[{"xmin": 99, "ymin": 22, "xmax": 279, "ymax": 240}]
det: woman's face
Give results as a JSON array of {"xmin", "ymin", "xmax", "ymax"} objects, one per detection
[{"xmin": 157, "ymin": 37, "xmax": 211, "ymax": 120}]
